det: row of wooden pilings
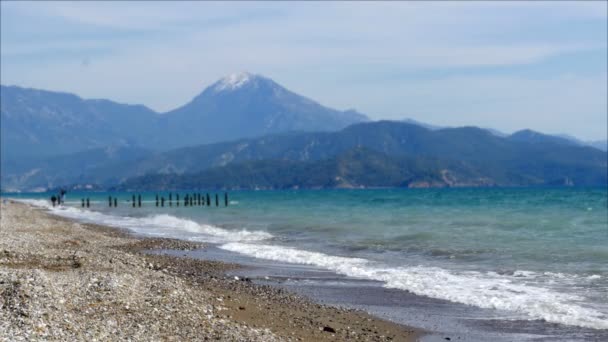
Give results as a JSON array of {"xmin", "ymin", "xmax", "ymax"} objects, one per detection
[{"xmin": 98, "ymin": 193, "xmax": 229, "ymax": 208}]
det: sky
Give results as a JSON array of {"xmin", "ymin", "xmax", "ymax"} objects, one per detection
[{"xmin": 1, "ymin": 1, "xmax": 607, "ymax": 140}]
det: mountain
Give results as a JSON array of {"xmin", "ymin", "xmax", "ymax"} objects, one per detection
[
  {"xmin": 13, "ymin": 120, "xmax": 603, "ymax": 190},
  {"xmin": 0, "ymin": 144, "xmax": 154, "ymax": 192},
  {"xmin": 118, "ymin": 147, "xmax": 486, "ymax": 190},
  {"xmin": 0, "ymin": 85, "xmax": 159, "ymax": 161},
  {"xmin": 586, "ymin": 140, "xmax": 608, "ymax": 152},
  {"xmin": 3, "ymin": 76, "xmax": 605, "ymax": 190},
  {"xmin": 552, "ymin": 134, "xmax": 608, "ymax": 152},
  {"xmin": 160, "ymin": 72, "xmax": 368, "ymax": 148},
  {"xmin": 507, "ymin": 129, "xmax": 580, "ymax": 147},
  {"xmin": 401, "ymin": 118, "xmax": 443, "ymax": 131},
  {"xmin": 1, "ymin": 73, "xmax": 368, "ymax": 161},
  {"xmin": 510, "ymin": 130, "xmax": 608, "ymax": 152},
  {"xmin": 127, "ymin": 121, "xmax": 607, "ymax": 187}
]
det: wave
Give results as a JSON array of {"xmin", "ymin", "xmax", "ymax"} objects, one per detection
[
  {"xmin": 17, "ymin": 199, "xmax": 607, "ymax": 329},
  {"xmin": 17, "ymin": 199, "xmax": 272, "ymax": 243},
  {"xmin": 19, "ymin": 199, "xmax": 54, "ymax": 208},
  {"xmin": 220, "ymin": 242, "xmax": 608, "ymax": 330},
  {"xmin": 142, "ymin": 214, "xmax": 272, "ymax": 242}
]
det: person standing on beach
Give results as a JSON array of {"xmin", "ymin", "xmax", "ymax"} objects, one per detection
[
  {"xmin": 59, "ymin": 189, "xmax": 66, "ymax": 205},
  {"xmin": 50, "ymin": 195, "xmax": 57, "ymax": 207}
]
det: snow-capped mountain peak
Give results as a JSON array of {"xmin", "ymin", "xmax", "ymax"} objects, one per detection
[{"xmin": 214, "ymin": 72, "xmax": 255, "ymax": 91}]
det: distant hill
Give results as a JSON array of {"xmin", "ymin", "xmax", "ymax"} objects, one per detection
[
  {"xmin": 118, "ymin": 147, "xmax": 487, "ymax": 190},
  {"xmin": 0, "ymin": 144, "xmax": 153, "ymax": 192},
  {"xmin": 507, "ymin": 129, "xmax": 580, "ymax": 146},
  {"xmin": 125, "ymin": 120, "xmax": 605, "ymax": 176},
  {"xmin": 0, "ymin": 73, "xmax": 368, "ymax": 161},
  {"xmin": 0, "ymin": 85, "xmax": 159, "ymax": 160},
  {"xmin": 11, "ymin": 120, "xmax": 604, "ymax": 190},
  {"xmin": 586, "ymin": 140, "xmax": 608, "ymax": 152},
  {"xmin": 552, "ymin": 133, "xmax": 608, "ymax": 152}
]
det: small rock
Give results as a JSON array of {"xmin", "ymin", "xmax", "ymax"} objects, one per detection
[{"xmin": 322, "ymin": 326, "xmax": 336, "ymax": 333}]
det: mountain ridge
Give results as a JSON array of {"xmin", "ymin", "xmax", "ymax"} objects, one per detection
[
  {"xmin": 1, "ymin": 73, "xmax": 369, "ymax": 160},
  {"xmin": 4, "ymin": 120, "xmax": 605, "ymax": 191},
  {"xmin": 117, "ymin": 147, "xmax": 487, "ymax": 191},
  {"xmin": 2, "ymin": 73, "xmax": 606, "ymax": 191}
]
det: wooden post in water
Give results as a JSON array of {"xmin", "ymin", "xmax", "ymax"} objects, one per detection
[
  {"xmin": 132, "ymin": 195, "xmax": 136, "ymax": 207},
  {"xmin": 138, "ymin": 195, "xmax": 142, "ymax": 207},
  {"xmin": 82, "ymin": 198, "xmax": 85, "ymax": 207},
  {"xmin": 184, "ymin": 195, "xmax": 188, "ymax": 207},
  {"xmin": 109, "ymin": 196, "xmax": 112, "ymax": 207},
  {"xmin": 190, "ymin": 195, "xmax": 194, "ymax": 206},
  {"xmin": 161, "ymin": 197, "xmax": 165, "ymax": 207},
  {"xmin": 198, "ymin": 193, "xmax": 201, "ymax": 206},
  {"xmin": 176, "ymin": 194, "xmax": 180, "ymax": 207},
  {"xmin": 156, "ymin": 195, "xmax": 159, "ymax": 207},
  {"xmin": 215, "ymin": 194, "xmax": 219, "ymax": 207},
  {"xmin": 86, "ymin": 198, "xmax": 90, "ymax": 208},
  {"xmin": 114, "ymin": 198, "xmax": 117, "ymax": 207},
  {"xmin": 225, "ymin": 192, "xmax": 228, "ymax": 207},
  {"xmin": 206, "ymin": 193, "xmax": 210, "ymax": 206},
  {"xmin": 169, "ymin": 193, "xmax": 172, "ymax": 206}
]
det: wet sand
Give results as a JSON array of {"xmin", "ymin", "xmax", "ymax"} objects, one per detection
[
  {"xmin": 0, "ymin": 201, "xmax": 422, "ymax": 341},
  {"xmin": 156, "ymin": 246, "xmax": 608, "ymax": 342}
]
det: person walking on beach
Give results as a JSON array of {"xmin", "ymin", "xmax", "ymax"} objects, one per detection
[{"xmin": 50, "ymin": 195, "xmax": 57, "ymax": 207}]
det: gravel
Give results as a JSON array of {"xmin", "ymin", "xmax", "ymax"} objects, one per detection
[{"xmin": 0, "ymin": 201, "xmax": 420, "ymax": 341}]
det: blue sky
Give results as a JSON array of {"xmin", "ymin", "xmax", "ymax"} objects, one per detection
[{"xmin": 1, "ymin": 1, "xmax": 606, "ymax": 140}]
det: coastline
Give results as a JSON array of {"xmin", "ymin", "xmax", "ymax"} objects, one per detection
[{"xmin": 0, "ymin": 201, "xmax": 422, "ymax": 341}]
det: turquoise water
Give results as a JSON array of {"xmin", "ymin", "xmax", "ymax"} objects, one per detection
[{"xmin": 7, "ymin": 188, "xmax": 608, "ymax": 329}]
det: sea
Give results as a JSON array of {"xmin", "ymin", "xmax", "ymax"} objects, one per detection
[{"xmin": 6, "ymin": 188, "xmax": 607, "ymax": 341}]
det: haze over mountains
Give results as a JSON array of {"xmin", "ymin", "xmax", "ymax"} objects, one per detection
[
  {"xmin": 0, "ymin": 72, "xmax": 367, "ymax": 161},
  {"xmin": 1, "ymin": 72, "xmax": 606, "ymax": 191}
]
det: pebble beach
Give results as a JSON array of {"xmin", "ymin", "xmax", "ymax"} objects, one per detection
[{"xmin": 0, "ymin": 201, "xmax": 420, "ymax": 341}]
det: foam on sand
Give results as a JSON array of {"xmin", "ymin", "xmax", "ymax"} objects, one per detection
[
  {"xmin": 220, "ymin": 242, "xmax": 608, "ymax": 330},
  {"xmin": 17, "ymin": 199, "xmax": 272, "ymax": 243}
]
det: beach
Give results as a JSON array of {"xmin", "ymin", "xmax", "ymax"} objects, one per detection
[{"xmin": 0, "ymin": 201, "xmax": 421, "ymax": 341}]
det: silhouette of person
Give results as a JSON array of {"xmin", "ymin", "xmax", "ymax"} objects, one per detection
[
  {"xmin": 59, "ymin": 189, "xmax": 66, "ymax": 205},
  {"xmin": 51, "ymin": 195, "xmax": 57, "ymax": 207}
]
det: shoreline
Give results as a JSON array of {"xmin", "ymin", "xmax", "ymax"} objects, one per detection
[{"xmin": 0, "ymin": 200, "xmax": 422, "ymax": 341}]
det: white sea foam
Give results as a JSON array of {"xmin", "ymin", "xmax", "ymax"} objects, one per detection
[
  {"xmin": 220, "ymin": 242, "xmax": 608, "ymax": 330},
  {"xmin": 19, "ymin": 199, "xmax": 53, "ymax": 208},
  {"xmin": 513, "ymin": 270, "xmax": 604, "ymax": 283},
  {"xmin": 17, "ymin": 199, "xmax": 272, "ymax": 243},
  {"xmin": 16, "ymin": 198, "xmax": 608, "ymax": 329},
  {"xmin": 142, "ymin": 214, "xmax": 272, "ymax": 242}
]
